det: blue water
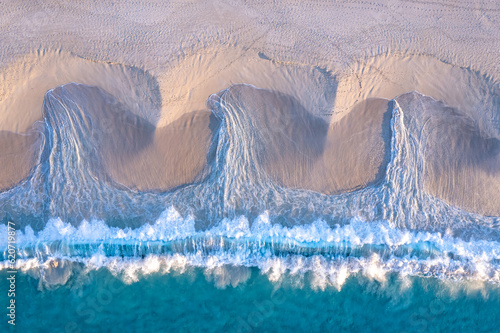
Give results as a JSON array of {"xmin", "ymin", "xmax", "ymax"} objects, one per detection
[
  {"xmin": 1, "ymin": 269, "xmax": 500, "ymax": 333},
  {"xmin": 1, "ymin": 82, "xmax": 500, "ymax": 331}
]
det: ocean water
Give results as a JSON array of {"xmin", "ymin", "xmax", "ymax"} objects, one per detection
[
  {"xmin": 1, "ymin": 80, "xmax": 500, "ymax": 331},
  {"xmin": 1, "ymin": 269, "xmax": 500, "ymax": 332}
]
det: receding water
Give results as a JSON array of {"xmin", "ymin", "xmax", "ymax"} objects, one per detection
[{"xmin": 1, "ymin": 79, "xmax": 499, "ymax": 331}]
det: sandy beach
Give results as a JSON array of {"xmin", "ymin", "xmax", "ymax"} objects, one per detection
[
  {"xmin": 1, "ymin": 3, "xmax": 500, "ymax": 332},
  {"xmin": 0, "ymin": 0, "xmax": 498, "ymax": 214}
]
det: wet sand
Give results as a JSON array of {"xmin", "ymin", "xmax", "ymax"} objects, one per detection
[
  {"xmin": 0, "ymin": 131, "xmax": 41, "ymax": 191},
  {"xmin": 397, "ymin": 92, "xmax": 500, "ymax": 216},
  {"xmin": 46, "ymin": 84, "xmax": 218, "ymax": 191},
  {"xmin": 218, "ymin": 85, "xmax": 392, "ymax": 194},
  {"xmin": 0, "ymin": 1, "xmax": 498, "ymax": 215}
]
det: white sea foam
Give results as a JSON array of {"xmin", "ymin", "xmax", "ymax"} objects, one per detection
[
  {"xmin": 1, "ymin": 207, "xmax": 500, "ymax": 288},
  {"xmin": 3, "ymin": 251, "xmax": 499, "ymax": 291}
]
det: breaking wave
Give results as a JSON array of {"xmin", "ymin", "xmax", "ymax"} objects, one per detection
[
  {"xmin": 1, "ymin": 81, "xmax": 499, "ymax": 289},
  {"xmin": 1, "ymin": 207, "xmax": 500, "ymax": 289}
]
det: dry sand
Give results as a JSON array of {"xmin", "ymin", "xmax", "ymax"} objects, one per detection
[{"xmin": 0, "ymin": 1, "xmax": 498, "ymax": 214}]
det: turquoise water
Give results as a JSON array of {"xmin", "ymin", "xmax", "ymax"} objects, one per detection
[
  {"xmin": 2, "ymin": 269, "xmax": 500, "ymax": 332},
  {"xmin": 1, "ymin": 84, "xmax": 500, "ymax": 332}
]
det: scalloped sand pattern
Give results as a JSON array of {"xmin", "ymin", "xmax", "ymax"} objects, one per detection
[{"xmin": 0, "ymin": 1, "xmax": 498, "ymax": 216}]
